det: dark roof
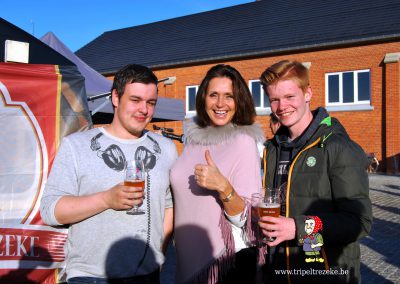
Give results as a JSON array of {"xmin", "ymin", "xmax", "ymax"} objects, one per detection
[
  {"xmin": 0, "ymin": 18, "xmax": 74, "ymax": 66},
  {"xmin": 76, "ymin": 0, "xmax": 400, "ymax": 74}
]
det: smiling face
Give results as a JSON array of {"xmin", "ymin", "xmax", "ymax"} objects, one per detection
[
  {"xmin": 205, "ymin": 77, "xmax": 236, "ymax": 127},
  {"xmin": 111, "ymin": 82, "xmax": 157, "ymax": 139},
  {"xmin": 267, "ymin": 79, "xmax": 313, "ymax": 139},
  {"xmin": 305, "ymin": 219, "xmax": 315, "ymax": 235}
]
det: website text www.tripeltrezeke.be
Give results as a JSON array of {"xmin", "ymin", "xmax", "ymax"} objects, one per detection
[{"xmin": 275, "ymin": 268, "xmax": 349, "ymax": 277}]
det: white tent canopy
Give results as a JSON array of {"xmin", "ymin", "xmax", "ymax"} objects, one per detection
[{"xmin": 41, "ymin": 32, "xmax": 185, "ymax": 121}]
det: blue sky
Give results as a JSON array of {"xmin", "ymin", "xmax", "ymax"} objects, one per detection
[{"xmin": 3, "ymin": 0, "xmax": 253, "ymax": 52}]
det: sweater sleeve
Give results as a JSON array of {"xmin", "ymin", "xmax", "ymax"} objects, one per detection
[
  {"xmin": 40, "ymin": 138, "xmax": 79, "ymax": 226},
  {"xmin": 224, "ymin": 135, "xmax": 262, "ymax": 228},
  {"xmin": 225, "ymin": 210, "xmax": 247, "ymax": 227},
  {"xmin": 229, "ymin": 135, "xmax": 262, "ymax": 201}
]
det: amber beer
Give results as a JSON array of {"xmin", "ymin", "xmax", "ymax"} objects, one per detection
[
  {"xmin": 124, "ymin": 179, "xmax": 145, "ymax": 189},
  {"xmin": 258, "ymin": 202, "xmax": 281, "ymax": 220}
]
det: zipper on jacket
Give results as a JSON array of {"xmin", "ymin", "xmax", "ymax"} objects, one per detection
[
  {"xmin": 262, "ymin": 136, "xmax": 330, "ymax": 282},
  {"xmin": 285, "ymin": 137, "xmax": 327, "ymax": 283},
  {"xmin": 262, "ymin": 147, "xmax": 267, "ymax": 189}
]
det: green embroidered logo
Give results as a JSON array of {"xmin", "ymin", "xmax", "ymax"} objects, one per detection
[{"xmin": 306, "ymin": 156, "xmax": 316, "ymax": 167}]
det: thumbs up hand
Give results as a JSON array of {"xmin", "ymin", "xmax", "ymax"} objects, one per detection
[
  {"xmin": 204, "ymin": 149, "xmax": 216, "ymax": 168},
  {"xmin": 194, "ymin": 150, "xmax": 228, "ymax": 193}
]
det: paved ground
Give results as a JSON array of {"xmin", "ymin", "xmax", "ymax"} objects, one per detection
[
  {"xmin": 161, "ymin": 173, "xmax": 400, "ymax": 284},
  {"xmin": 360, "ymin": 174, "xmax": 400, "ymax": 284}
]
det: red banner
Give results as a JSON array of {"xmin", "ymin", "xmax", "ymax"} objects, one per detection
[{"xmin": 0, "ymin": 62, "xmax": 91, "ymax": 283}]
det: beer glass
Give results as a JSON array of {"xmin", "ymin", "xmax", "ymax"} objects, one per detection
[
  {"xmin": 257, "ymin": 187, "xmax": 281, "ymax": 242},
  {"xmin": 251, "ymin": 192, "xmax": 265, "ymax": 246},
  {"xmin": 125, "ymin": 159, "xmax": 146, "ymax": 215},
  {"xmin": 251, "ymin": 192, "xmax": 263, "ymax": 221}
]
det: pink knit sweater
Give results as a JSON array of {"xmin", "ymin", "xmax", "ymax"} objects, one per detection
[{"xmin": 170, "ymin": 121, "xmax": 264, "ymax": 283}]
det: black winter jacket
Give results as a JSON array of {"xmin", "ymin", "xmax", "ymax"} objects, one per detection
[{"xmin": 262, "ymin": 108, "xmax": 372, "ymax": 284}]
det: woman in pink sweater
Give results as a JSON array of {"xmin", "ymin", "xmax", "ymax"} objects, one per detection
[{"xmin": 170, "ymin": 64, "xmax": 266, "ymax": 283}]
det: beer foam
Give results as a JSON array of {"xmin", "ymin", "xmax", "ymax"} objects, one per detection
[{"xmin": 258, "ymin": 202, "xmax": 280, "ymax": 208}]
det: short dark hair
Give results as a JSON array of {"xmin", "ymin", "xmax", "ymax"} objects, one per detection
[
  {"xmin": 260, "ymin": 60, "xmax": 309, "ymax": 94},
  {"xmin": 195, "ymin": 64, "xmax": 256, "ymax": 127},
  {"xmin": 111, "ymin": 64, "xmax": 158, "ymax": 99}
]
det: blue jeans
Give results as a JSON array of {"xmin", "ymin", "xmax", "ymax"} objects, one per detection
[{"xmin": 67, "ymin": 270, "xmax": 160, "ymax": 284}]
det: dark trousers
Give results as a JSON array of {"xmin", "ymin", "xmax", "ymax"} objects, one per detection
[
  {"xmin": 217, "ymin": 247, "xmax": 257, "ymax": 284},
  {"xmin": 67, "ymin": 269, "xmax": 160, "ymax": 284}
]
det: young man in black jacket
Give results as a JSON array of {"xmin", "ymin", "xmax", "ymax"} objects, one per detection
[{"xmin": 259, "ymin": 60, "xmax": 372, "ymax": 283}]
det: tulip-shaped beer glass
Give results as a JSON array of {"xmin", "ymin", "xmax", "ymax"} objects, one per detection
[{"xmin": 125, "ymin": 159, "xmax": 146, "ymax": 215}]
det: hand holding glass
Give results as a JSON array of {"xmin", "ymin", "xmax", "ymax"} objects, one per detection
[
  {"xmin": 124, "ymin": 159, "xmax": 145, "ymax": 215},
  {"xmin": 256, "ymin": 188, "xmax": 281, "ymax": 242}
]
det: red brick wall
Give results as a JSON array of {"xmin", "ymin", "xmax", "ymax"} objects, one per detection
[{"xmin": 106, "ymin": 42, "xmax": 400, "ymax": 171}]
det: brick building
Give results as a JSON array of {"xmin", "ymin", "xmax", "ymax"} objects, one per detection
[{"xmin": 77, "ymin": 0, "xmax": 400, "ymax": 172}]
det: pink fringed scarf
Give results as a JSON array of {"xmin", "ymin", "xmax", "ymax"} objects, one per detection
[{"xmin": 187, "ymin": 201, "xmax": 267, "ymax": 284}]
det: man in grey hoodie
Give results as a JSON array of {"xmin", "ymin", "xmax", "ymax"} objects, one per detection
[{"xmin": 40, "ymin": 64, "xmax": 177, "ymax": 283}]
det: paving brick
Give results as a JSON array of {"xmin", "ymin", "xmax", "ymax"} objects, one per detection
[{"xmin": 360, "ymin": 174, "xmax": 400, "ymax": 284}]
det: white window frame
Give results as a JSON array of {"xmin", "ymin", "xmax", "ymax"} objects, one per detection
[
  {"xmin": 325, "ymin": 69, "xmax": 373, "ymax": 112},
  {"xmin": 185, "ymin": 85, "xmax": 199, "ymax": 117},
  {"xmin": 249, "ymin": 79, "xmax": 270, "ymax": 115}
]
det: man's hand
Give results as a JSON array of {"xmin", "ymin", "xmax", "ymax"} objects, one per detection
[
  {"xmin": 102, "ymin": 183, "xmax": 145, "ymax": 210},
  {"xmin": 258, "ymin": 216, "xmax": 296, "ymax": 246}
]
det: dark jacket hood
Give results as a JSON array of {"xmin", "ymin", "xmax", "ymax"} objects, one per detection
[{"xmin": 271, "ymin": 107, "xmax": 348, "ymax": 152}]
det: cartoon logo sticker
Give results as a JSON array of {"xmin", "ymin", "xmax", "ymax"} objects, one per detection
[
  {"xmin": 300, "ymin": 216, "xmax": 324, "ymax": 263},
  {"xmin": 306, "ymin": 156, "xmax": 316, "ymax": 167}
]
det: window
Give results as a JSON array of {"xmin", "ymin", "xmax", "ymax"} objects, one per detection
[
  {"xmin": 249, "ymin": 80, "xmax": 270, "ymax": 114},
  {"xmin": 185, "ymin": 85, "xmax": 198, "ymax": 116},
  {"xmin": 325, "ymin": 70, "xmax": 372, "ymax": 111}
]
